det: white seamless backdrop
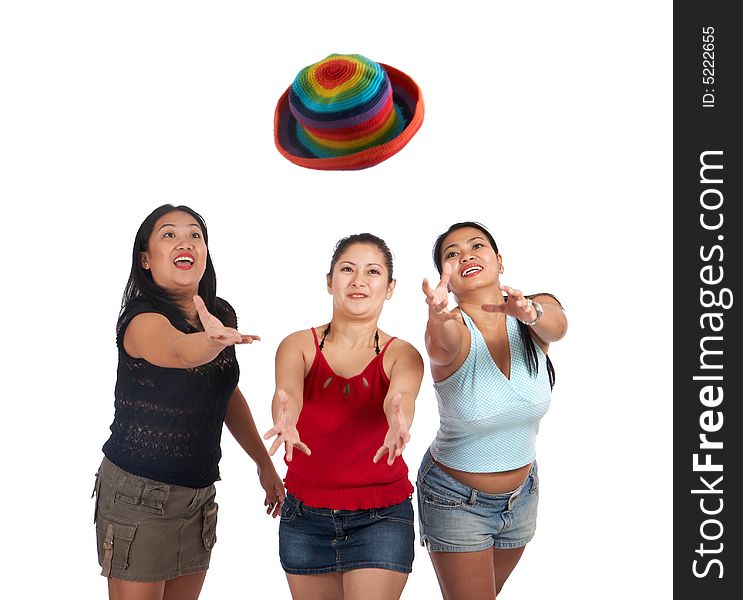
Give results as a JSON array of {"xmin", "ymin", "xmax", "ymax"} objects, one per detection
[{"xmin": 0, "ymin": 1, "xmax": 672, "ymax": 598}]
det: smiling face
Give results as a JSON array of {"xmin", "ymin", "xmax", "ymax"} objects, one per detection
[
  {"xmin": 327, "ymin": 242, "xmax": 396, "ymax": 318},
  {"xmin": 439, "ymin": 226, "xmax": 502, "ymax": 294},
  {"xmin": 140, "ymin": 210, "xmax": 208, "ymax": 296}
]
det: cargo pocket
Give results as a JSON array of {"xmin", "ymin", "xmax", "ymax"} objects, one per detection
[
  {"xmin": 96, "ymin": 520, "xmax": 137, "ymax": 577},
  {"xmin": 114, "ymin": 475, "xmax": 172, "ymax": 515},
  {"xmin": 201, "ymin": 502, "xmax": 218, "ymax": 551}
]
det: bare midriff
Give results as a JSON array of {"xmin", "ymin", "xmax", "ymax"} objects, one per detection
[{"xmin": 435, "ymin": 460, "xmax": 531, "ymax": 495}]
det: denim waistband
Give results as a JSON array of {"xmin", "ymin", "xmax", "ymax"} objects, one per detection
[{"xmin": 418, "ymin": 448, "xmax": 536, "ymax": 506}]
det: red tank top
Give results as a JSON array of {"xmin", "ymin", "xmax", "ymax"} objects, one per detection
[{"xmin": 283, "ymin": 328, "xmax": 414, "ymax": 509}]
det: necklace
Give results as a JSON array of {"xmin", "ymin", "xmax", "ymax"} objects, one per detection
[
  {"xmin": 318, "ymin": 323, "xmax": 380, "ymax": 398},
  {"xmin": 319, "ymin": 322, "xmax": 380, "ymax": 355}
]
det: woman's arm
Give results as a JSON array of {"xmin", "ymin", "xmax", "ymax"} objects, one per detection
[
  {"xmin": 263, "ymin": 332, "xmax": 312, "ymax": 462},
  {"xmin": 374, "ymin": 340, "xmax": 424, "ymax": 465},
  {"xmin": 422, "ymin": 263, "xmax": 469, "ymax": 373},
  {"xmin": 124, "ymin": 295, "xmax": 259, "ymax": 368},
  {"xmin": 224, "ymin": 387, "xmax": 285, "ymax": 517},
  {"xmin": 528, "ymin": 293, "xmax": 568, "ymax": 345},
  {"xmin": 482, "ymin": 287, "xmax": 568, "ymax": 351}
]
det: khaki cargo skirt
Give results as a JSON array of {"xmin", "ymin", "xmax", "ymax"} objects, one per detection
[{"xmin": 93, "ymin": 457, "xmax": 218, "ymax": 582}]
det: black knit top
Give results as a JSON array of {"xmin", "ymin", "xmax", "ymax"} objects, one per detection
[{"xmin": 102, "ymin": 297, "xmax": 240, "ymax": 488}]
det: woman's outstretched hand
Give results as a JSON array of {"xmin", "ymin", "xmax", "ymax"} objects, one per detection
[
  {"xmin": 481, "ymin": 285, "xmax": 537, "ymax": 324},
  {"xmin": 373, "ymin": 393, "xmax": 410, "ymax": 466},
  {"xmin": 263, "ymin": 390, "xmax": 311, "ymax": 462},
  {"xmin": 194, "ymin": 295, "xmax": 261, "ymax": 346},
  {"xmin": 422, "ymin": 263, "xmax": 458, "ymax": 322}
]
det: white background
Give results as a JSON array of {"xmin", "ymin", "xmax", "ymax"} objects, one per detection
[{"xmin": 0, "ymin": 1, "xmax": 672, "ymax": 598}]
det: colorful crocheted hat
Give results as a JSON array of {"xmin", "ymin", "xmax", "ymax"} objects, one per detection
[{"xmin": 274, "ymin": 54, "xmax": 424, "ymax": 170}]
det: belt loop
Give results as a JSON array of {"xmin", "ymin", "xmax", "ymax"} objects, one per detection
[
  {"xmin": 467, "ymin": 488, "xmax": 477, "ymax": 505},
  {"xmin": 419, "ymin": 449, "xmax": 436, "ymax": 482}
]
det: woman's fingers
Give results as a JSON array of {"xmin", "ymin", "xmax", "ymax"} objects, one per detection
[
  {"xmin": 500, "ymin": 284, "xmax": 526, "ymax": 303},
  {"xmin": 438, "ymin": 262, "xmax": 452, "ymax": 290},
  {"xmin": 193, "ymin": 294, "xmax": 208, "ymax": 315},
  {"xmin": 374, "ymin": 394, "xmax": 409, "ymax": 465},
  {"xmin": 263, "ymin": 479, "xmax": 285, "ymax": 517},
  {"xmin": 295, "ymin": 442, "xmax": 311, "ymax": 456},
  {"xmin": 424, "ymin": 263, "xmax": 452, "ymax": 299},
  {"xmin": 193, "ymin": 295, "xmax": 218, "ymax": 327},
  {"xmin": 265, "ymin": 391, "xmax": 310, "ymax": 461},
  {"xmin": 267, "ymin": 436, "xmax": 283, "ymax": 457},
  {"xmin": 373, "ymin": 444, "xmax": 399, "ymax": 465},
  {"xmin": 388, "ymin": 443, "xmax": 405, "ymax": 465},
  {"xmin": 429, "ymin": 294, "xmax": 454, "ymax": 318},
  {"xmin": 284, "ymin": 440, "xmax": 312, "ymax": 463},
  {"xmin": 499, "ymin": 285, "xmax": 533, "ymax": 317},
  {"xmin": 211, "ymin": 329, "xmax": 241, "ymax": 341},
  {"xmin": 424, "ymin": 264, "xmax": 452, "ymax": 295},
  {"xmin": 195, "ymin": 296, "xmax": 260, "ymax": 343},
  {"xmin": 267, "ymin": 501, "xmax": 282, "ymax": 518},
  {"xmin": 193, "ymin": 293, "xmax": 258, "ymax": 345},
  {"xmin": 372, "ymin": 446, "xmax": 387, "ymax": 464},
  {"xmin": 422, "ymin": 278, "xmax": 433, "ymax": 297},
  {"xmin": 209, "ymin": 329, "xmax": 258, "ymax": 345},
  {"xmin": 264, "ymin": 436, "xmax": 311, "ymax": 461},
  {"xmin": 274, "ymin": 484, "xmax": 286, "ymax": 504}
]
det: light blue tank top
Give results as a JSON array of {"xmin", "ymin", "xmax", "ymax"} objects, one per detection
[{"xmin": 430, "ymin": 310, "xmax": 552, "ymax": 472}]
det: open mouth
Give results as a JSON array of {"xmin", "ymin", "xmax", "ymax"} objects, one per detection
[
  {"xmin": 348, "ymin": 293, "xmax": 368, "ymax": 299},
  {"xmin": 461, "ymin": 265, "xmax": 482, "ymax": 277},
  {"xmin": 173, "ymin": 253, "xmax": 195, "ymax": 270}
]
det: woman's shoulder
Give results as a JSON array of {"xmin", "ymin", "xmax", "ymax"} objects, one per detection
[
  {"xmin": 275, "ymin": 328, "xmax": 320, "ymax": 366},
  {"xmin": 117, "ymin": 297, "xmax": 160, "ymax": 327},
  {"xmin": 381, "ymin": 335, "xmax": 424, "ymax": 362},
  {"xmin": 279, "ymin": 328, "xmax": 318, "ymax": 349},
  {"xmin": 116, "ymin": 297, "xmax": 164, "ymax": 347}
]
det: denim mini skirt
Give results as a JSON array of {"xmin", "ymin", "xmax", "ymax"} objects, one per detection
[{"xmin": 279, "ymin": 493, "xmax": 415, "ymax": 574}]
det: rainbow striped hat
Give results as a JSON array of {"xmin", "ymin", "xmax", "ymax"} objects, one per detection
[{"xmin": 274, "ymin": 54, "xmax": 424, "ymax": 170}]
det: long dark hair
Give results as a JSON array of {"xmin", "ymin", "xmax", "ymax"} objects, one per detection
[
  {"xmin": 117, "ymin": 204, "xmax": 229, "ymax": 334},
  {"xmin": 433, "ymin": 221, "xmax": 559, "ymax": 389}
]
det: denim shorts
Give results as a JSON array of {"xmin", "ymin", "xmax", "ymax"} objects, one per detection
[
  {"xmin": 278, "ymin": 493, "xmax": 415, "ymax": 575},
  {"xmin": 416, "ymin": 450, "xmax": 539, "ymax": 553},
  {"xmin": 92, "ymin": 457, "xmax": 218, "ymax": 581}
]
